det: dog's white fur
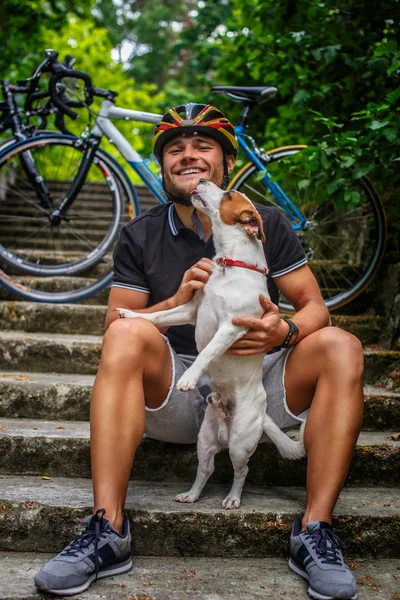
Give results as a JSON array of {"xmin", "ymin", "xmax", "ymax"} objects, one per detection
[{"xmin": 117, "ymin": 180, "xmax": 305, "ymax": 509}]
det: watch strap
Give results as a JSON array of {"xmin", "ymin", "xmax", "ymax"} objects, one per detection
[{"xmin": 281, "ymin": 318, "xmax": 299, "ymax": 348}]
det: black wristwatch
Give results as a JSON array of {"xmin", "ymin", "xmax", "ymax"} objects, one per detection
[{"xmin": 280, "ymin": 319, "xmax": 299, "ymax": 348}]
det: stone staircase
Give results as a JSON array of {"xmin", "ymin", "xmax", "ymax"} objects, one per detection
[{"xmin": 1, "ymin": 203, "xmax": 400, "ymax": 598}]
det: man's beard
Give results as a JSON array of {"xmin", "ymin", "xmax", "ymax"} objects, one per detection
[{"xmin": 162, "ymin": 178, "xmax": 193, "ymax": 206}]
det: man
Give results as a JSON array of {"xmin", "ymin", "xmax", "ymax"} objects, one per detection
[{"xmin": 35, "ymin": 103, "xmax": 363, "ymax": 600}]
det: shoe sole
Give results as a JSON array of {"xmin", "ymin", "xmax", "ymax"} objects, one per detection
[
  {"xmin": 35, "ymin": 558, "xmax": 133, "ymax": 596},
  {"xmin": 288, "ymin": 558, "xmax": 358, "ymax": 600}
]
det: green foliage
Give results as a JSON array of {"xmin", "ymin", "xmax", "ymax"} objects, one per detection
[
  {"xmin": 213, "ymin": 1, "xmax": 398, "ymax": 143},
  {"xmin": 93, "ymin": 0, "xmax": 232, "ymax": 105},
  {"xmin": 0, "ymin": 0, "xmax": 89, "ymax": 79}
]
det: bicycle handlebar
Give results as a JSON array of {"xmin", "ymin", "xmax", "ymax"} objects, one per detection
[{"xmin": 48, "ymin": 68, "xmax": 93, "ymax": 120}]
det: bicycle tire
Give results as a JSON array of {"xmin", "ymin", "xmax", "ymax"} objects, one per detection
[
  {"xmin": 0, "ymin": 134, "xmax": 139, "ymax": 303},
  {"xmin": 229, "ymin": 146, "xmax": 387, "ymax": 312}
]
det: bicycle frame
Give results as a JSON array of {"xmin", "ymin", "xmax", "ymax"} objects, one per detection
[
  {"xmin": 93, "ymin": 100, "xmax": 167, "ymax": 201},
  {"xmin": 234, "ymin": 125, "xmax": 307, "ymax": 230}
]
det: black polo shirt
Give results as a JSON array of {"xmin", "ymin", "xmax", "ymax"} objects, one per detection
[{"xmin": 112, "ymin": 203, "xmax": 307, "ymax": 356}]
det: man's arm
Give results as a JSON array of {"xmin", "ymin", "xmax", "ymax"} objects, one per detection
[{"xmin": 229, "ymin": 265, "xmax": 330, "ymax": 355}]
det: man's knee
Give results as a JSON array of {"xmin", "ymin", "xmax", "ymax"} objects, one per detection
[
  {"xmin": 317, "ymin": 327, "xmax": 364, "ymax": 379},
  {"xmin": 101, "ymin": 317, "xmax": 161, "ymax": 369}
]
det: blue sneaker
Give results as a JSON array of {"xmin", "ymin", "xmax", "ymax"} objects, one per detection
[
  {"xmin": 34, "ymin": 509, "xmax": 132, "ymax": 596},
  {"xmin": 288, "ymin": 518, "xmax": 357, "ymax": 600}
]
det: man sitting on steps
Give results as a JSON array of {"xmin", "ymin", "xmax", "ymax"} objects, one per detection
[{"xmin": 34, "ymin": 103, "xmax": 364, "ymax": 600}]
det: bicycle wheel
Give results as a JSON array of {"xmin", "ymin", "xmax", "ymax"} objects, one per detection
[
  {"xmin": 229, "ymin": 146, "xmax": 387, "ymax": 312},
  {"xmin": 0, "ymin": 134, "xmax": 139, "ymax": 303}
]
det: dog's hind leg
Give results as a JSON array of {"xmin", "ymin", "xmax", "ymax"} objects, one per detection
[
  {"xmin": 175, "ymin": 403, "xmax": 221, "ymax": 504},
  {"xmin": 222, "ymin": 395, "xmax": 265, "ymax": 509}
]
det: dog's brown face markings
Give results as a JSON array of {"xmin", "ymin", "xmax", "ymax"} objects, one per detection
[{"xmin": 220, "ymin": 190, "xmax": 266, "ymax": 243}]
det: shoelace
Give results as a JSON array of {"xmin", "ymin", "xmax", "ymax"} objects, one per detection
[
  {"xmin": 61, "ymin": 508, "xmax": 106, "ymax": 579},
  {"xmin": 306, "ymin": 528, "xmax": 345, "ymax": 565}
]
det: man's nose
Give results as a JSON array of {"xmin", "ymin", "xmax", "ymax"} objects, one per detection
[{"xmin": 181, "ymin": 144, "xmax": 197, "ymax": 160}]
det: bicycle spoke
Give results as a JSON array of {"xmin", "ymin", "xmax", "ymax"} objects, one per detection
[{"xmin": 2, "ymin": 183, "xmax": 50, "ymax": 216}]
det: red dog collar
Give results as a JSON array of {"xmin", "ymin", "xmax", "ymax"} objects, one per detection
[{"xmin": 216, "ymin": 257, "xmax": 268, "ymax": 277}]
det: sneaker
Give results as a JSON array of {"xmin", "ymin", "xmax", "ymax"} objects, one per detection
[
  {"xmin": 34, "ymin": 509, "xmax": 132, "ymax": 596},
  {"xmin": 288, "ymin": 518, "xmax": 357, "ymax": 600}
]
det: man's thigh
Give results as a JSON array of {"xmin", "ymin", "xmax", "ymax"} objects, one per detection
[
  {"xmin": 144, "ymin": 345, "xmax": 211, "ymax": 444},
  {"xmin": 283, "ymin": 329, "xmax": 328, "ymax": 417}
]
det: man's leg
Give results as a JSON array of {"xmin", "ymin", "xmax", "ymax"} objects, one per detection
[
  {"xmin": 90, "ymin": 317, "xmax": 174, "ymax": 533},
  {"xmin": 284, "ymin": 326, "xmax": 363, "ymax": 599},
  {"xmin": 34, "ymin": 317, "xmax": 173, "ymax": 596},
  {"xmin": 284, "ymin": 326, "xmax": 364, "ymax": 528}
]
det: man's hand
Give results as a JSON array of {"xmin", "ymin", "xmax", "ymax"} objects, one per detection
[
  {"xmin": 228, "ymin": 295, "xmax": 289, "ymax": 355},
  {"xmin": 171, "ymin": 258, "xmax": 214, "ymax": 307}
]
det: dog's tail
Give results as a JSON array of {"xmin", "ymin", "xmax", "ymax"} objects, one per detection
[{"xmin": 263, "ymin": 414, "xmax": 305, "ymax": 460}]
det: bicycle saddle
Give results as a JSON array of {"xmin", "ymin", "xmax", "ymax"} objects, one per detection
[{"xmin": 211, "ymin": 86, "xmax": 278, "ymax": 104}]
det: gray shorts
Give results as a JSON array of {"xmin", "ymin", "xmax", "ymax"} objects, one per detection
[{"xmin": 145, "ymin": 336, "xmax": 308, "ymax": 444}]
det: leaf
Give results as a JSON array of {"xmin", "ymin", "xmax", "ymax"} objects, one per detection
[
  {"xmin": 41, "ymin": 476, "xmax": 52, "ymax": 480},
  {"xmin": 352, "ymin": 165, "xmax": 372, "ymax": 179},
  {"xmin": 382, "ymin": 128, "xmax": 398, "ymax": 142},
  {"xmin": 340, "ymin": 156, "xmax": 355, "ymax": 168},
  {"xmin": 344, "ymin": 190, "xmax": 361, "ymax": 207},
  {"xmin": 293, "ymin": 90, "xmax": 310, "ymax": 105},
  {"xmin": 386, "ymin": 88, "xmax": 400, "ymax": 104},
  {"xmin": 374, "ymin": 39, "xmax": 398, "ymax": 56},
  {"xmin": 298, "ymin": 179, "xmax": 310, "ymax": 190},
  {"xmin": 320, "ymin": 152, "xmax": 331, "ymax": 170},
  {"xmin": 388, "ymin": 433, "xmax": 400, "ymax": 441},
  {"xmin": 369, "ymin": 120, "xmax": 390, "ymax": 130}
]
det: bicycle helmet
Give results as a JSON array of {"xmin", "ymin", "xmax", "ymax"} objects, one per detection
[{"xmin": 152, "ymin": 103, "xmax": 238, "ymax": 163}]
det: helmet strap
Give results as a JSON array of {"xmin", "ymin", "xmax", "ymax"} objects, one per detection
[
  {"xmin": 221, "ymin": 152, "xmax": 230, "ymax": 190},
  {"xmin": 160, "ymin": 168, "xmax": 193, "ymax": 206}
]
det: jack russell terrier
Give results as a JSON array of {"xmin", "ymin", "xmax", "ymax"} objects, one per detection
[{"xmin": 117, "ymin": 180, "xmax": 305, "ymax": 509}]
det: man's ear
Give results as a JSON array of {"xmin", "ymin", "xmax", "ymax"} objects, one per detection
[{"xmin": 226, "ymin": 154, "xmax": 235, "ymax": 174}]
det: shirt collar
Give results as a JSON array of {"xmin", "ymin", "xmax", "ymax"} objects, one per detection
[{"xmin": 168, "ymin": 203, "xmax": 205, "ymax": 240}]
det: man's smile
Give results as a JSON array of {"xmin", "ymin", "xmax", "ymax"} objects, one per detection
[{"xmin": 176, "ymin": 167, "xmax": 207, "ymax": 177}]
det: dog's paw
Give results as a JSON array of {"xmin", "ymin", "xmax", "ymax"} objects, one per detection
[
  {"xmin": 115, "ymin": 308, "xmax": 139, "ymax": 319},
  {"xmin": 175, "ymin": 491, "xmax": 199, "ymax": 503},
  {"xmin": 222, "ymin": 494, "xmax": 241, "ymax": 510},
  {"xmin": 176, "ymin": 369, "xmax": 200, "ymax": 391}
]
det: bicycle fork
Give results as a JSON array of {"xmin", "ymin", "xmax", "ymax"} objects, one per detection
[{"xmin": 48, "ymin": 135, "xmax": 101, "ymax": 225}]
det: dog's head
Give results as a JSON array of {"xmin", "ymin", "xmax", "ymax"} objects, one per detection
[{"xmin": 191, "ymin": 179, "xmax": 266, "ymax": 243}]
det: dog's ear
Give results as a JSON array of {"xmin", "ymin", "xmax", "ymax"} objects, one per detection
[
  {"xmin": 238, "ymin": 209, "xmax": 266, "ymax": 243},
  {"xmin": 220, "ymin": 191, "xmax": 266, "ymax": 243}
]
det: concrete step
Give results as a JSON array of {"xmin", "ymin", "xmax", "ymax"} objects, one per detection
[
  {"xmin": 0, "ymin": 301, "xmax": 387, "ymax": 343},
  {"xmin": 0, "ymin": 419, "xmax": 399, "ymax": 486},
  {"xmin": 0, "ymin": 331, "xmax": 398, "ymax": 387},
  {"xmin": 0, "ymin": 372, "xmax": 398, "ymax": 430},
  {"xmin": 1, "ymin": 553, "xmax": 399, "ymax": 600},
  {"xmin": 0, "ymin": 477, "xmax": 399, "ymax": 558}
]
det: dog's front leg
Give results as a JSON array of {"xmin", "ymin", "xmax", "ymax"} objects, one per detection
[
  {"xmin": 116, "ymin": 298, "xmax": 198, "ymax": 328},
  {"xmin": 177, "ymin": 323, "xmax": 247, "ymax": 391}
]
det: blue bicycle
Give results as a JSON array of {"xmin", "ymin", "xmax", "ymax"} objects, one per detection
[{"xmin": 0, "ymin": 71, "xmax": 386, "ymax": 311}]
